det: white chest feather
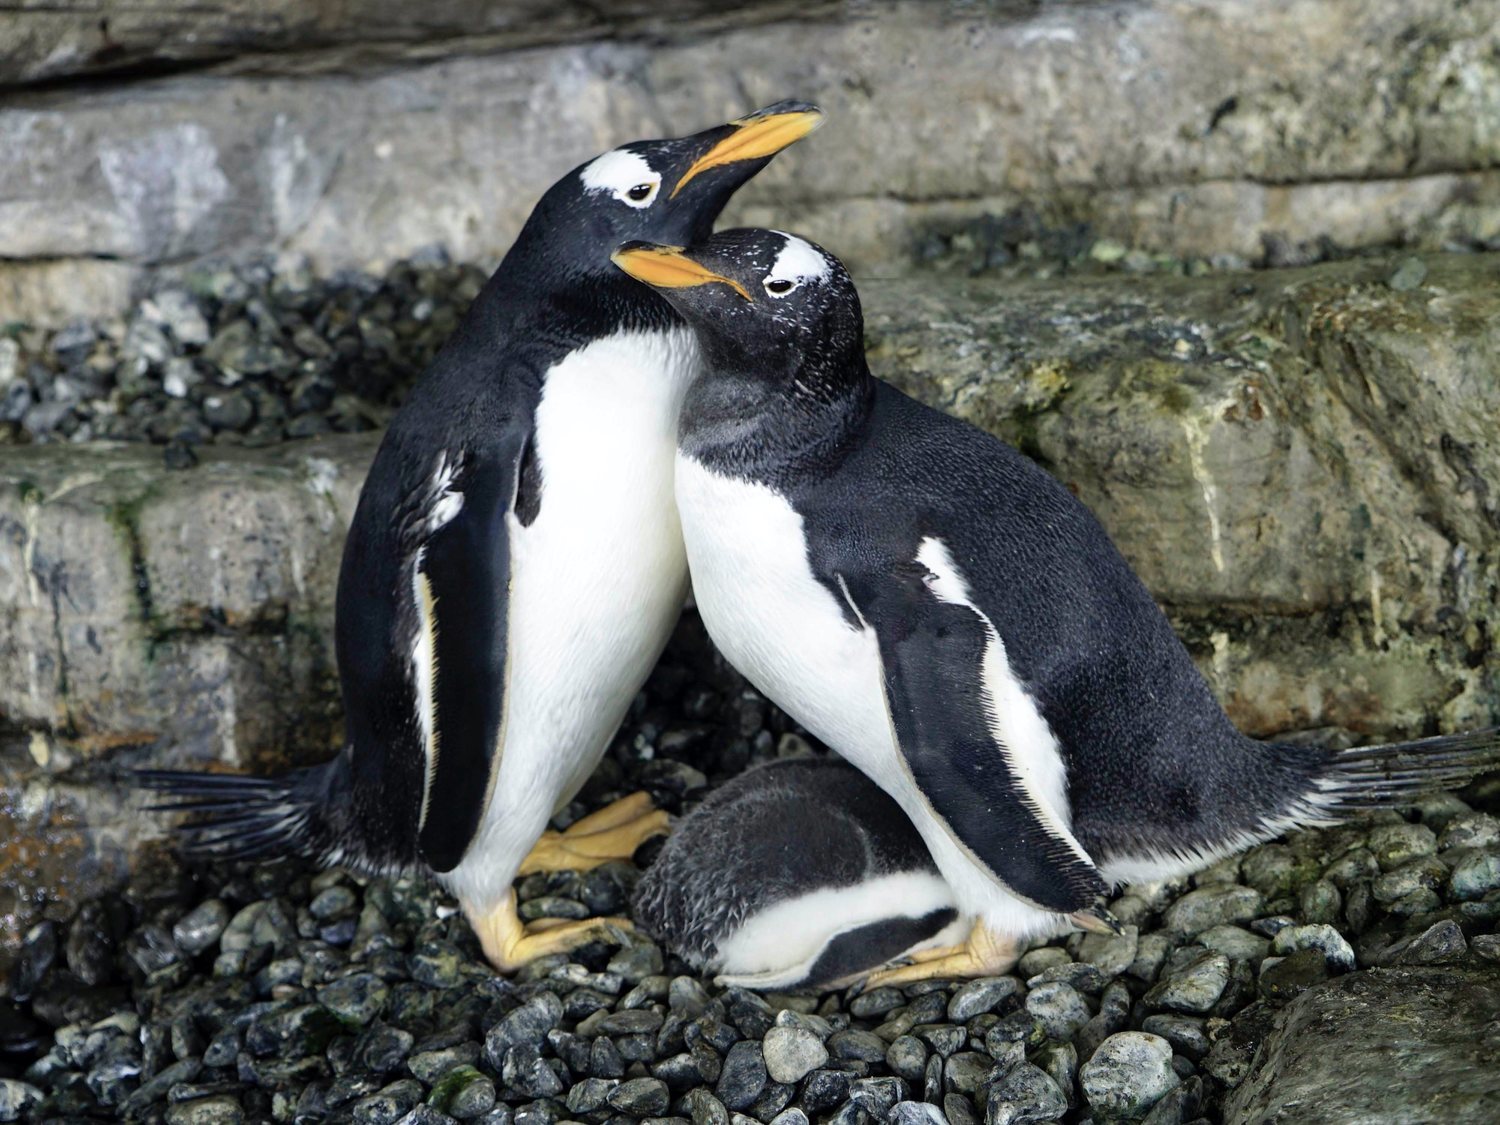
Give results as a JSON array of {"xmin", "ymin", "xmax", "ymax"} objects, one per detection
[
  {"xmin": 674, "ymin": 457, "xmax": 894, "ymax": 778},
  {"xmin": 444, "ymin": 328, "xmax": 697, "ymax": 907},
  {"xmin": 674, "ymin": 456, "xmax": 1086, "ymax": 938}
]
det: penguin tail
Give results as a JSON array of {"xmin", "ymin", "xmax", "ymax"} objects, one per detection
[
  {"xmin": 1305, "ymin": 725, "xmax": 1500, "ymax": 816},
  {"xmin": 134, "ymin": 753, "xmax": 379, "ymax": 872}
]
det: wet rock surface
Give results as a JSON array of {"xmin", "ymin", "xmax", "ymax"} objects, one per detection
[
  {"xmin": 3, "ymin": 0, "xmax": 1498, "ymax": 298},
  {"xmin": 1223, "ymin": 967, "xmax": 1500, "ymax": 1124}
]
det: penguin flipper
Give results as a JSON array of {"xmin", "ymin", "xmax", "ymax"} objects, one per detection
[
  {"xmin": 848, "ymin": 568, "xmax": 1108, "ymax": 915},
  {"xmin": 412, "ymin": 439, "xmax": 528, "ymax": 872}
]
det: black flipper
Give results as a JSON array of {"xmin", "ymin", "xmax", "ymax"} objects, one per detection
[
  {"xmin": 849, "ymin": 567, "xmax": 1108, "ymax": 915},
  {"xmin": 412, "ymin": 438, "xmax": 529, "ymax": 872}
]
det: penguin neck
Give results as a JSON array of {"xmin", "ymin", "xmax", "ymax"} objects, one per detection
[
  {"xmin": 452, "ymin": 238, "xmax": 681, "ymax": 371},
  {"xmin": 678, "ymin": 356, "xmax": 875, "ymax": 486}
]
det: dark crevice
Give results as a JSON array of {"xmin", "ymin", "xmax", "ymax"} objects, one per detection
[
  {"xmin": 41, "ymin": 563, "xmax": 74, "ymax": 735},
  {"xmin": 107, "ymin": 503, "xmax": 155, "ymax": 628},
  {"xmin": 0, "ymin": 3, "xmax": 845, "ymax": 99}
]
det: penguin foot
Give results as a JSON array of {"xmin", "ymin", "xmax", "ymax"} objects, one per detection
[
  {"xmin": 860, "ymin": 922, "xmax": 1020, "ymax": 988},
  {"xmin": 518, "ymin": 792, "xmax": 670, "ymax": 875},
  {"xmin": 1070, "ymin": 906, "xmax": 1123, "ymax": 936},
  {"xmin": 464, "ymin": 889, "xmax": 633, "ymax": 973}
]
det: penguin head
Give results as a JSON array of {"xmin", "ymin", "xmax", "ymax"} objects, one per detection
[
  {"xmin": 516, "ymin": 104, "xmax": 823, "ymax": 285},
  {"xmin": 611, "ymin": 228, "xmax": 865, "ymax": 401}
]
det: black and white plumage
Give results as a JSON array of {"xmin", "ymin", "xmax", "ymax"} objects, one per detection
[
  {"xmin": 137, "ymin": 104, "xmax": 823, "ymax": 970},
  {"xmin": 634, "ymin": 757, "xmax": 967, "ymax": 990},
  {"xmin": 613, "ymin": 229, "xmax": 1500, "ymax": 980}
]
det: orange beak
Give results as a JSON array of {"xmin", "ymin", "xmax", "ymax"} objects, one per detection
[
  {"xmin": 671, "ymin": 105, "xmax": 825, "ymax": 199},
  {"xmin": 610, "ymin": 244, "xmax": 752, "ymax": 301}
]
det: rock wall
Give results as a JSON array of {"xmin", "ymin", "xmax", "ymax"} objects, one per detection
[
  {"xmin": 2, "ymin": 1, "xmax": 1499, "ymax": 326},
  {"xmin": 3, "ymin": 252, "xmax": 1495, "ymax": 764}
]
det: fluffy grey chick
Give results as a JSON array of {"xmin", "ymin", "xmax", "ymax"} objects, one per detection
[{"xmin": 633, "ymin": 756, "xmax": 968, "ymax": 990}]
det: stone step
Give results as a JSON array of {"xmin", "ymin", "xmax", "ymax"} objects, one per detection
[
  {"xmin": 2, "ymin": 251, "xmax": 1494, "ymax": 775},
  {"xmin": 2, "ymin": 0, "xmax": 1496, "ymax": 325}
]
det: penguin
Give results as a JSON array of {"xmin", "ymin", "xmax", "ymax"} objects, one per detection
[
  {"xmin": 135, "ymin": 103, "xmax": 824, "ymax": 973},
  {"xmin": 611, "ymin": 228, "xmax": 1500, "ymax": 985},
  {"xmin": 634, "ymin": 756, "xmax": 971, "ymax": 991}
]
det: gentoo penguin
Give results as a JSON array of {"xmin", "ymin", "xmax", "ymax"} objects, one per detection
[
  {"xmin": 612, "ymin": 229, "xmax": 1500, "ymax": 984},
  {"xmin": 635, "ymin": 757, "xmax": 970, "ymax": 990},
  {"xmin": 135, "ymin": 104, "xmax": 823, "ymax": 973}
]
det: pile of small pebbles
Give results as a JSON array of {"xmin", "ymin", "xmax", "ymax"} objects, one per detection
[
  {"xmin": 0, "ymin": 249, "xmax": 487, "ymax": 465},
  {"xmin": 4, "ymin": 624, "xmax": 1498, "ymax": 1124}
]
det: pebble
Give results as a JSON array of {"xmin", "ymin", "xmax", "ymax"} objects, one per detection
[
  {"xmin": 715, "ymin": 1040, "xmax": 768, "ymax": 1111},
  {"xmin": 1270, "ymin": 924, "xmax": 1356, "ymax": 971},
  {"xmin": 828, "ymin": 1029, "xmax": 887, "ymax": 1063},
  {"xmin": 428, "ymin": 1066, "xmax": 495, "ymax": 1118},
  {"xmin": 1387, "ymin": 256, "xmax": 1429, "ymax": 291},
  {"xmin": 1143, "ymin": 952, "xmax": 1230, "ymax": 1013},
  {"xmin": 608, "ymin": 1077, "xmax": 671, "ymax": 1117},
  {"xmin": 762, "ymin": 1026, "xmax": 828, "ymax": 1084},
  {"xmin": 1378, "ymin": 920, "xmax": 1469, "ymax": 966},
  {"xmin": 1471, "ymin": 934, "xmax": 1500, "ymax": 964},
  {"xmin": 483, "ymin": 993, "xmax": 563, "ymax": 1066},
  {"xmin": 171, "ymin": 899, "xmax": 229, "ymax": 955},
  {"xmin": 1079, "ymin": 1032, "xmax": 1180, "ymax": 1118},
  {"xmin": 1368, "ymin": 822, "xmax": 1438, "ymax": 869},
  {"xmin": 164, "ymin": 1096, "xmax": 244, "ymax": 1125},
  {"xmin": 1439, "ymin": 813, "xmax": 1500, "ymax": 851},
  {"xmin": 889, "ymin": 1102, "xmax": 944, "ymax": 1125},
  {"xmin": 1023, "ymin": 982, "xmax": 1092, "ymax": 1040},
  {"xmin": 1075, "ymin": 925, "xmax": 1139, "ymax": 977},
  {"xmin": 1447, "ymin": 849, "xmax": 1500, "ymax": 900},
  {"xmin": 1016, "ymin": 947, "xmax": 1071, "ymax": 977},
  {"xmin": 885, "ymin": 1035, "xmax": 928, "ymax": 1083},
  {"xmin": 1163, "ymin": 886, "xmax": 1263, "ymax": 935},
  {"xmin": 947, "ymin": 977, "xmax": 1021, "ymax": 1021},
  {"xmin": 984, "ymin": 1062, "xmax": 1067, "ymax": 1123},
  {"xmin": 1240, "ymin": 846, "xmax": 1319, "ymax": 898},
  {"xmin": 1298, "ymin": 881, "xmax": 1342, "ymax": 925},
  {"xmin": 0, "ymin": 1081, "xmax": 43, "ymax": 1122},
  {"xmin": 1195, "ymin": 925, "xmax": 1270, "ymax": 963},
  {"xmin": 1372, "ymin": 857, "xmax": 1448, "ymax": 905},
  {"xmin": 317, "ymin": 973, "xmax": 390, "ymax": 1024},
  {"xmin": 1139, "ymin": 1015, "xmax": 1209, "ymax": 1061}
]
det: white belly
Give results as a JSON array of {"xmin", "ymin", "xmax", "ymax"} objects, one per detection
[
  {"xmin": 674, "ymin": 455, "xmax": 1070, "ymax": 940},
  {"xmin": 445, "ymin": 329, "xmax": 696, "ymax": 909}
]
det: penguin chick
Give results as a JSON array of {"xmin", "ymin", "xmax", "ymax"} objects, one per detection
[
  {"xmin": 634, "ymin": 756, "xmax": 970, "ymax": 990},
  {"xmin": 135, "ymin": 104, "xmax": 823, "ymax": 974},
  {"xmin": 613, "ymin": 229, "xmax": 1500, "ymax": 985}
]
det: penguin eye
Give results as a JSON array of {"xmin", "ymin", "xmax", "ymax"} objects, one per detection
[
  {"xmin": 764, "ymin": 277, "xmax": 798, "ymax": 297},
  {"xmin": 616, "ymin": 178, "xmax": 660, "ymax": 209}
]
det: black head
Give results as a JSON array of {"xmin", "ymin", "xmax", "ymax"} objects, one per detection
[
  {"xmin": 506, "ymin": 104, "xmax": 823, "ymax": 297},
  {"xmin": 612, "ymin": 228, "xmax": 865, "ymax": 391},
  {"xmin": 612, "ymin": 229, "xmax": 870, "ymax": 470}
]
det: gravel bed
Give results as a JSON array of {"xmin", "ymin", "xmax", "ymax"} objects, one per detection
[
  {"xmin": 7, "ymin": 232, "xmax": 1487, "ymax": 471},
  {"xmin": 0, "ymin": 250, "xmax": 487, "ymax": 462},
  {"xmin": 3, "ymin": 618, "xmax": 1498, "ymax": 1124}
]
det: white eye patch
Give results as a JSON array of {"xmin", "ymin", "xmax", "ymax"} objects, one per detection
[
  {"xmin": 763, "ymin": 232, "xmax": 831, "ymax": 297},
  {"xmin": 580, "ymin": 149, "xmax": 662, "ymax": 209}
]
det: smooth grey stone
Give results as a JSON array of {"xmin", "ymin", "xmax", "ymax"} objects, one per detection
[
  {"xmin": 1079, "ymin": 1032, "xmax": 1180, "ymax": 1118},
  {"xmin": 1226, "ymin": 967, "xmax": 1500, "ymax": 1122},
  {"xmin": 762, "ymin": 1026, "xmax": 827, "ymax": 1085}
]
